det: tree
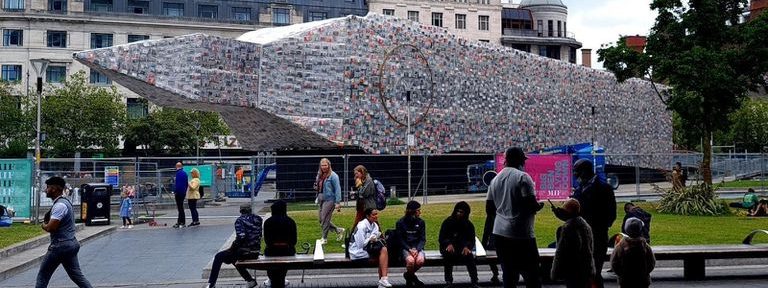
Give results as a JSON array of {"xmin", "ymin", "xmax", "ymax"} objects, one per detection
[
  {"xmin": 0, "ymin": 82, "xmax": 32, "ymax": 157},
  {"xmin": 598, "ymin": 0, "xmax": 768, "ymax": 185},
  {"xmin": 728, "ymin": 98, "xmax": 768, "ymax": 152},
  {"xmin": 42, "ymin": 71, "xmax": 126, "ymax": 157},
  {"xmin": 123, "ymin": 108, "xmax": 230, "ymax": 156}
]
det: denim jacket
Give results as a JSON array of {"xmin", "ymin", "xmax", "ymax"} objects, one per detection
[{"xmin": 320, "ymin": 171, "xmax": 342, "ymax": 204}]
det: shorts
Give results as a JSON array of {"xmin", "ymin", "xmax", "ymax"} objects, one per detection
[{"xmin": 402, "ymin": 249, "xmax": 425, "ymax": 260}]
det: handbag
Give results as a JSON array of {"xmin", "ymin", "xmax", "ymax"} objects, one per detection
[{"xmin": 364, "ymin": 238, "xmax": 386, "ymax": 254}]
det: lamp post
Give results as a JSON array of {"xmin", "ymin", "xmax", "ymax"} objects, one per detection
[
  {"xmin": 30, "ymin": 58, "xmax": 49, "ymax": 223},
  {"xmin": 405, "ymin": 90, "xmax": 412, "ymax": 200},
  {"xmin": 194, "ymin": 120, "xmax": 201, "ymax": 165}
]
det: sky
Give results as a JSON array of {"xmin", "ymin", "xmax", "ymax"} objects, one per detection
[{"xmin": 536, "ymin": 0, "xmax": 659, "ymax": 69}]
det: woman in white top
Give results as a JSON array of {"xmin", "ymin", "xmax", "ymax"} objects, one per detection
[{"xmin": 349, "ymin": 208, "xmax": 392, "ymax": 288}]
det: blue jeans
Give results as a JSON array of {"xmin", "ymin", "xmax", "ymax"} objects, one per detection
[{"xmin": 36, "ymin": 239, "xmax": 92, "ymax": 288}]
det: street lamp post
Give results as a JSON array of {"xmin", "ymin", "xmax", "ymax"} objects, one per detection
[
  {"xmin": 194, "ymin": 120, "xmax": 201, "ymax": 165},
  {"xmin": 405, "ymin": 90, "xmax": 412, "ymax": 200},
  {"xmin": 30, "ymin": 59, "xmax": 49, "ymax": 223}
]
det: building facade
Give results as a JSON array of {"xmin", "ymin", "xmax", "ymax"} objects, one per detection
[
  {"xmin": 500, "ymin": 0, "xmax": 581, "ymax": 63},
  {"xmin": 0, "ymin": 0, "xmax": 366, "ymax": 118},
  {"xmin": 367, "ymin": 0, "xmax": 503, "ymax": 44}
]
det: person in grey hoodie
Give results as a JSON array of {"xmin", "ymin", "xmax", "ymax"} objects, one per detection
[{"xmin": 611, "ymin": 217, "xmax": 655, "ymax": 288}]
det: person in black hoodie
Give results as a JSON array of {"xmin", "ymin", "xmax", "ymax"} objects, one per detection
[
  {"xmin": 439, "ymin": 201, "xmax": 479, "ymax": 288},
  {"xmin": 263, "ymin": 200, "xmax": 296, "ymax": 288},
  {"xmin": 397, "ymin": 200, "xmax": 426, "ymax": 287}
]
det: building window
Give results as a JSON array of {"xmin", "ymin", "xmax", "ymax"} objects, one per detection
[
  {"xmin": 162, "ymin": 2, "xmax": 184, "ymax": 17},
  {"xmin": 49, "ymin": 0, "xmax": 66, "ymax": 12},
  {"xmin": 546, "ymin": 45, "xmax": 560, "ymax": 59},
  {"xmin": 537, "ymin": 20, "xmax": 543, "ymax": 36},
  {"xmin": 90, "ymin": 33, "xmax": 113, "ymax": 49},
  {"xmin": 432, "ymin": 12, "xmax": 443, "ymax": 27},
  {"xmin": 382, "ymin": 9, "xmax": 394, "ymax": 16},
  {"xmin": 407, "ymin": 11, "xmax": 419, "ymax": 22},
  {"xmin": 46, "ymin": 66, "xmax": 66, "ymax": 83},
  {"xmin": 548, "ymin": 20, "xmax": 553, "ymax": 37},
  {"xmin": 90, "ymin": 0, "xmax": 112, "ymax": 12},
  {"xmin": 479, "ymin": 39, "xmax": 490, "ymax": 42},
  {"xmin": 232, "ymin": 7, "xmax": 251, "ymax": 21},
  {"xmin": 308, "ymin": 11, "xmax": 327, "ymax": 21},
  {"xmin": 198, "ymin": 5, "xmax": 217, "ymax": 18},
  {"xmin": 1, "ymin": 65, "xmax": 22, "ymax": 82},
  {"xmin": 273, "ymin": 8, "xmax": 290, "ymax": 25},
  {"xmin": 47, "ymin": 30, "xmax": 67, "ymax": 48},
  {"xmin": 2, "ymin": 29, "xmax": 23, "ymax": 47},
  {"xmin": 3, "ymin": 0, "xmax": 24, "ymax": 10},
  {"xmin": 557, "ymin": 21, "xmax": 562, "ymax": 37},
  {"xmin": 128, "ymin": 0, "xmax": 149, "ymax": 14},
  {"xmin": 478, "ymin": 15, "xmax": 489, "ymax": 31},
  {"xmin": 539, "ymin": 46, "xmax": 546, "ymax": 57},
  {"xmin": 128, "ymin": 34, "xmax": 149, "ymax": 43},
  {"xmin": 569, "ymin": 47, "xmax": 577, "ymax": 64},
  {"xmin": 127, "ymin": 98, "xmax": 148, "ymax": 119},
  {"xmin": 89, "ymin": 69, "xmax": 111, "ymax": 85},
  {"xmin": 455, "ymin": 14, "xmax": 466, "ymax": 29},
  {"xmin": 564, "ymin": 22, "xmax": 567, "ymax": 37}
]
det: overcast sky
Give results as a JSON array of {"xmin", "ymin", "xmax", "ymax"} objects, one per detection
[{"xmin": 551, "ymin": 0, "xmax": 658, "ymax": 69}]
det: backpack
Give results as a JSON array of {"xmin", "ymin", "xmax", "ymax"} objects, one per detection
[{"xmin": 374, "ymin": 179, "xmax": 387, "ymax": 210}]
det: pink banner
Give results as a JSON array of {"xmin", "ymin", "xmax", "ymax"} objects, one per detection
[{"xmin": 495, "ymin": 153, "xmax": 572, "ymax": 200}]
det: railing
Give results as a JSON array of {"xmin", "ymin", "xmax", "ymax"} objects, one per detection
[{"xmin": 501, "ymin": 28, "xmax": 577, "ymax": 40}]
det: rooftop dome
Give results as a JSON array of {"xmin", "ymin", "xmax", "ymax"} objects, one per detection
[{"xmin": 519, "ymin": 0, "xmax": 567, "ymax": 8}]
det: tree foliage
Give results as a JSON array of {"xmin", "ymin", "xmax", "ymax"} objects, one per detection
[
  {"xmin": 727, "ymin": 97, "xmax": 768, "ymax": 152},
  {"xmin": 123, "ymin": 108, "xmax": 230, "ymax": 156},
  {"xmin": 598, "ymin": 0, "xmax": 768, "ymax": 184},
  {"xmin": 655, "ymin": 183, "xmax": 730, "ymax": 216},
  {"xmin": 0, "ymin": 82, "xmax": 32, "ymax": 157},
  {"xmin": 42, "ymin": 71, "xmax": 126, "ymax": 157}
]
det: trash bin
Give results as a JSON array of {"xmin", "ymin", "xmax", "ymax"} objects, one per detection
[{"xmin": 80, "ymin": 183, "xmax": 111, "ymax": 226}]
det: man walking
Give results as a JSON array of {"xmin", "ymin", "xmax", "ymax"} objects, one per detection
[
  {"xmin": 571, "ymin": 159, "xmax": 617, "ymax": 288},
  {"xmin": 37, "ymin": 176, "xmax": 92, "ymax": 288},
  {"xmin": 174, "ymin": 162, "xmax": 188, "ymax": 228},
  {"xmin": 486, "ymin": 147, "xmax": 543, "ymax": 288}
]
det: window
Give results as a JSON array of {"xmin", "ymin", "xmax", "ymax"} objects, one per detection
[
  {"xmin": 232, "ymin": 7, "xmax": 251, "ymax": 21},
  {"xmin": 128, "ymin": 34, "xmax": 149, "ymax": 43},
  {"xmin": 2, "ymin": 29, "xmax": 23, "ymax": 46},
  {"xmin": 90, "ymin": 33, "xmax": 113, "ymax": 48},
  {"xmin": 569, "ymin": 47, "xmax": 577, "ymax": 64},
  {"xmin": 127, "ymin": 98, "xmax": 148, "ymax": 119},
  {"xmin": 308, "ymin": 11, "xmax": 327, "ymax": 21},
  {"xmin": 162, "ymin": 2, "xmax": 184, "ymax": 17},
  {"xmin": 537, "ymin": 20, "xmax": 543, "ymax": 36},
  {"xmin": 89, "ymin": 69, "xmax": 111, "ymax": 85},
  {"xmin": 479, "ymin": 39, "xmax": 490, "ymax": 42},
  {"xmin": 455, "ymin": 14, "xmax": 466, "ymax": 29},
  {"xmin": 90, "ymin": 0, "xmax": 112, "ymax": 12},
  {"xmin": 49, "ymin": 0, "xmax": 66, "ymax": 12},
  {"xmin": 478, "ymin": 15, "xmax": 489, "ymax": 31},
  {"xmin": 557, "ymin": 21, "xmax": 562, "ymax": 37},
  {"xmin": 431, "ymin": 13, "xmax": 443, "ymax": 27},
  {"xmin": 47, "ymin": 30, "xmax": 67, "ymax": 48},
  {"xmin": 273, "ymin": 8, "xmax": 290, "ymax": 25},
  {"xmin": 564, "ymin": 22, "xmax": 567, "ymax": 37},
  {"xmin": 539, "ymin": 46, "xmax": 547, "ymax": 57},
  {"xmin": 382, "ymin": 9, "xmax": 394, "ymax": 16},
  {"xmin": 128, "ymin": 0, "xmax": 149, "ymax": 14},
  {"xmin": 198, "ymin": 5, "xmax": 217, "ymax": 18},
  {"xmin": 546, "ymin": 45, "xmax": 560, "ymax": 59},
  {"xmin": 407, "ymin": 11, "xmax": 419, "ymax": 22},
  {"xmin": 3, "ymin": 0, "xmax": 23, "ymax": 10},
  {"xmin": 1, "ymin": 65, "xmax": 22, "ymax": 82},
  {"xmin": 548, "ymin": 20, "xmax": 553, "ymax": 36},
  {"xmin": 46, "ymin": 66, "xmax": 66, "ymax": 83}
]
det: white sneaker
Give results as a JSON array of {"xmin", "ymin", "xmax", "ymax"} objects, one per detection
[
  {"xmin": 246, "ymin": 280, "xmax": 257, "ymax": 288},
  {"xmin": 284, "ymin": 279, "xmax": 290, "ymax": 287},
  {"xmin": 336, "ymin": 228, "xmax": 346, "ymax": 241},
  {"xmin": 127, "ymin": 225, "xmax": 133, "ymax": 229},
  {"xmin": 319, "ymin": 238, "xmax": 327, "ymax": 245},
  {"xmin": 378, "ymin": 278, "xmax": 393, "ymax": 288},
  {"xmin": 263, "ymin": 279, "xmax": 271, "ymax": 288},
  {"xmin": 120, "ymin": 225, "xmax": 126, "ymax": 229}
]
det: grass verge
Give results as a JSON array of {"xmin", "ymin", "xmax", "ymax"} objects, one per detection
[
  {"xmin": 0, "ymin": 223, "xmax": 47, "ymax": 250},
  {"xmin": 717, "ymin": 180, "xmax": 768, "ymax": 189}
]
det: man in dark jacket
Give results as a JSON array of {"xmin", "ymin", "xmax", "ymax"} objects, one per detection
[
  {"xmin": 621, "ymin": 203, "xmax": 651, "ymax": 243},
  {"xmin": 206, "ymin": 203, "xmax": 262, "ymax": 288},
  {"xmin": 551, "ymin": 199, "xmax": 594, "ymax": 288},
  {"xmin": 397, "ymin": 200, "xmax": 426, "ymax": 287},
  {"xmin": 571, "ymin": 159, "xmax": 616, "ymax": 288},
  {"xmin": 173, "ymin": 162, "xmax": 188, "ymax": 228},
  {"xmin": 264, "ymin": 200, "xmax": 297, "ymax": 288},
  {"xmin": 439, "ymin": 201, "xmax": 479, "ymax": 288}
]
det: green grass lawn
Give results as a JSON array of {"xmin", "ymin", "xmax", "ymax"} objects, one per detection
[
  {"xmin": 0, "ymin": 223, "xmax": 47, "ymax": 250},
  {"xmin": 718, "ymin": 180, "xmax": 768, "ymax": 189},
  {"xmin": 290, "ymin": 201, "xmax": 768, "ymax": 253}
]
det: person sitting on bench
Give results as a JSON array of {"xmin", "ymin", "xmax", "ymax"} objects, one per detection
[
  {"xmin": 263, "ymin": 200, "xmax": 296, "ymax": 288},
  {"xmin": 439, "ymin": 201, "xmax": 479, "ymax": 288},
  {"xmin": 349, "ymin": 208, "xmax": 392, "ymax": 288},
  {"xmin": 205, "ymin": 203, "xmax": 262, "ymax": 288},
  {"xmin": 397, "ymin": 200, "xmax": 426, "ymax": 288},
  {"xmin": 729, "ymin": 188, "xmax": 759, "ymax": 214}
]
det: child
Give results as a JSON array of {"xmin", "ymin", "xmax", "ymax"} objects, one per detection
[
  {"xmin": 551, "ymin": 199, "xmax": 594, "ymax": 288},
  {"xmin": 611, "ymin": 217, "xmax": 655, "ymax": 288},
  {"xmin": 120, "ymin": 186, "xmax": 134, "ymax": 229}
]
